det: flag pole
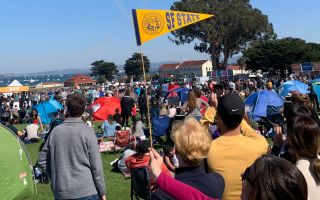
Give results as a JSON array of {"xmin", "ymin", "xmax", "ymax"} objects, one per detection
[{"xmin": 140, "ymin": 45, "xmax": 153, "ymax": 147}]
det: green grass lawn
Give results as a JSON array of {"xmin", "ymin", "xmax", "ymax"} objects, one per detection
[{"xmin": 15, "ymin": 123, "xmax": 132, "ymax": 200}]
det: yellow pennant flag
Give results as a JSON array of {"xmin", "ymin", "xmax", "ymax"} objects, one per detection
[{"xmin": 132, "ymin": 9, "xmax": 214, "ymax": 46}]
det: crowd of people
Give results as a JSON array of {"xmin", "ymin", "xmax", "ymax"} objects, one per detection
[{"xmin": 1, "ymin": 74, "xmax": 320, "ymax": 200}]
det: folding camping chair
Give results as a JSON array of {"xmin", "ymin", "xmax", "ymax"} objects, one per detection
[
  {"xmin": 130, "ymin": 167, "xmax": 152, "ymax": 200},
  {"xmin": 152, "ymin": 115, "xmax": 170, "ymax": 144},
  {"xmin": 114, "ymin": 129, "xmax": 131, "ymax": 153}
]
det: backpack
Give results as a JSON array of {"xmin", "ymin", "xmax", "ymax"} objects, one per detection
[{"xmin": 39, "ymin": 118, "xmax": 64, "ymax": 151}]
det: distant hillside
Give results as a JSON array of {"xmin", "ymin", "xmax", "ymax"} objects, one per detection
[
  {"xmin": 3, "ymin": 56, "xmax": 241, "ymax": 76},
  {"xmin": 25, "ymin": 68, "xmax": 91, "ymax": 76},
  {"xmin": 116, "ymin": 61, "xmax": 180, "ymax": 74}
]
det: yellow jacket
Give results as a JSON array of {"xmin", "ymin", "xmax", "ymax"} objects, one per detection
[{"xmin": 201, "ymin": 107, "xmax": 268, "ymax": 200}]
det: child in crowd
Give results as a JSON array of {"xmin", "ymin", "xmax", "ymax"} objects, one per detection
[
  {"xmin": 125, "ymin": 140, "xmax": 172, "ymax": 186},
  {"xmin": 113, "ymin": 108, "xmax": 122, "ymax": 125},
  {"xmin": 163, "ymin": 145, "xmax": 176, "ymax": 173}
]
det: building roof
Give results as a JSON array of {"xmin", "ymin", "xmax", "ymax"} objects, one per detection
[
  {"xmin": 159, "ymin": 63, "xmax": 181, "ymax": 70},
  {"xmin": 65, "ymin": 74, "xmax": 96, "ymax": 84},
  {"xmin": 180, "ymin": 60, "xmax": 209, "ymax": 67},
  {"xmin": 226, "ymin": 65, "xmax": 241, "ymax": 70}
]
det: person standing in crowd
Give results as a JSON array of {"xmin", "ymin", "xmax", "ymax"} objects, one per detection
[
  {"xmin": 152, "ymin": 117, "xmax": 225, "ymax": 200},
  {"xmin": 206, "ymin": 93, "xmax": 268, "ymax": 200},
  {"xmin": 121, "ymin": 90, "xmax": 134, "ymax": 127},
  {"xmin": 286, "ymin": 116, "xmax": 320, "ymax": 199},
  {"xmin": 182, "ymin": 90, "xmax": 208, "ymax": 120},
  {"xmin": 61, "ymin": 89, "xmax": 67, "ymax": 106},
  {"xmin": 30, "ymin": 109, "xmax": 43, "ymax": 132},
  {"xmin": 138, "ymin": 89, "xmax": 147, "ymax": 122},
  {"xmin": 38, "ymin": 93, "xmax": 106, "ymax": 200}
]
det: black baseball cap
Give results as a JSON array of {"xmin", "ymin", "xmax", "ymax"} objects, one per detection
[{"xmin": 217, "ymin": 93, "xmax": 245, "ymax": 129}]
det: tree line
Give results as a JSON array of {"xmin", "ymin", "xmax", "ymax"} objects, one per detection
[
  {"xmin": 170, "ymin": 0, "xmax": 320, "ymax": 75},
  {"xmin": 90, "ymin": 53, "xmax": 150, "ymax": 83},
  {"xmin": 92, "ymin": 0, "xmax": 320, "ymax": 82}
]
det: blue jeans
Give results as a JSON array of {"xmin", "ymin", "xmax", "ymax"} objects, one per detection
[{"xmin": 56, "ymin": 194, "xmax": 99, "ymax": 200}]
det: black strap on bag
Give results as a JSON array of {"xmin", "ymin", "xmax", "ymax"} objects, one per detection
[{"xmin": 204, "ymin": 158, "xmax": 209, "ymax": 173}]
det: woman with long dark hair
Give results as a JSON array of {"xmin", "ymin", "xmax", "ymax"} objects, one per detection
[
  {"xmin": 241, "ymin": 154, "xmax": 308, "ymax": 200},
  {"xmin": 287, "ymin": 116, "xmax": 320, "ymax": 199}
]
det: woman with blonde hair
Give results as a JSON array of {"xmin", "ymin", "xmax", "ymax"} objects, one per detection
[{"xmin": 152, "ymin": 117, "xmax": 224, "ymax": 200}]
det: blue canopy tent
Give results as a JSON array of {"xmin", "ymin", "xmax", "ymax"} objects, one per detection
[
  {"xmin": 312, "ymin": 83, "xmax": 320, "ymax": 104},
  {"xmin": 164, "ymin": 88, "xmax": 189, "ymax": 105},
  {"xmin": 245, "ymin": 90, "xmax": 284, "ymax": 121},
  {"xmin": 311, "ymin": 79, "xmax": 320, "ymax": 84},
  {"xmin": 35, "ymin": 100, "xmax": 63, "ymax": 124},
  {"xmin": 279, "ymin": 80, "xmax": 309, "ymax": 97}
]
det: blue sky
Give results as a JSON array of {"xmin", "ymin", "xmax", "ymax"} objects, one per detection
[{"xmin": 0, "ymin": 0, "xmax": 319, "ymax": 73}]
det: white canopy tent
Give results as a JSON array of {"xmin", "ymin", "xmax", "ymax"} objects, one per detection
[{"xmin": 8, "ymin": 80, "xmax": 23, "ymax": 87}]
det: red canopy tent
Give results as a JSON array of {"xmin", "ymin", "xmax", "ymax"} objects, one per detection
[
  {"xmin": 167, "ymin": 84, "xmax": 181, "ymax": 98},
  {"xmin": 91, "ymin": 97, "xmax": 121, "ymax": 121}
]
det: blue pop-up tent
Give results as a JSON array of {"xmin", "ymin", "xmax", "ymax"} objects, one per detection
[
  {"xmin": 279, "ymin": 80, "xmax": 309, "ymax": 97},
  {"xmin": 245, "ymin": 90, "xmax": 284, "ymax": 121},
  {"xmin": 312, "ymin": 83, "xmax": 320, "ymax": 104},
  {"xmin": 35, "ymin": 100, "xmax": 63, "ymax": 124}
]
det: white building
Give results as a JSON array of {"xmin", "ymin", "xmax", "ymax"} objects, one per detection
[{"xmin": 178, "ymin": 60, "xmax": 213, "ymax": 78}]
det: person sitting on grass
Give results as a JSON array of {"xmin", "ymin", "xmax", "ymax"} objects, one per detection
[
  {"xmin": 23, "ymin": 122, "xmax": 40, "ymax": 143},
  {"xmin": 125, "ymin": 140, "xmax": 172, "ymax": 185},
  {"xmin": 113, "ymin": 108, "xmax": 122, "ymax": 125},
  {"xmin": 131, "ymin": 117, "xmax": 146, "ymax": 141},
  {"xmin": 101, "ymin": 114, "xmax": 118, "ymax": 138},
  {"xmin": 115, "ymin": 143, "xmax": 137, "ymax": 179}
]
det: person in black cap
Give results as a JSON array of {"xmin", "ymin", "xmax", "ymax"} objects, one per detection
[{"xmin": 205, "ymin": 92, "xmax": 268, "ymax": 200}]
